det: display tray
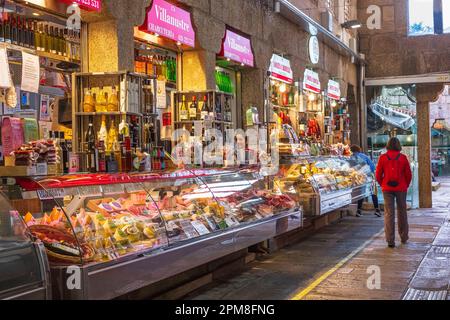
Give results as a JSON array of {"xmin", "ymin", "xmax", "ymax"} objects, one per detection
[{"xmin": 50, "ymin": 210, "xmax": 301, "ymax": 300}]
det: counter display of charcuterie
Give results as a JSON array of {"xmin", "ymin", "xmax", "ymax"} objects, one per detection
[
  {"xmin": 2, "ymin": 167, "xmax": 302, "ymax": 300},
  {"xmin": 275, "ymin": 155, "xmax": 374, "ymax": 216}
]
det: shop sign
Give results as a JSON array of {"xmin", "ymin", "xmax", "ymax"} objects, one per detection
[
  {"xmin": 303, "ymin": 69, "xmax": 321, "ymax": 93},
  {"xmin": 141, "ymin": 0, "xmax": 195, "ymax": 47},
  {"xmin": 222, "ymin": 29, "xmax": 254, "ymax": 67},
  {"xmin": 327, "ymin": 80, "xmax": 341, "ymax": 100},
  {"xmin": 60, "ymin": 0, "xmax": 102, "ymax": 12},
  {"xmin": 269, "ymin": 54, "xmax": 293, "ymax": 84},
  {"xmin": 308, "ymin": 35, "xmax": 320, "ymax": 65}
]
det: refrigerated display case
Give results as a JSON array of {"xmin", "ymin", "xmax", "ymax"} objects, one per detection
[
  {"xmin": 2, "ymin": 168, "xmax": 302, "ymax": 300},
  {"xmin": 0, "ymin": 191, "xmax": 51, "ymax": 300},
  {"xmin": 275, "ymin": 156, "xmax": 374, "ymax": 216}
]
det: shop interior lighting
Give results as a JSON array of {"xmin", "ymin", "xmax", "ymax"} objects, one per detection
[
  {"xmin": 308, "ymin": 93, "xmax": 316, "ymax": 101},
  {"xmin": 176, "ymin": 41, "xmax": 182, "ymax": 46},
  {"xmin": 279, "ymin": 83, "xmax": 287, "ymax": 93},
  {"xmin": 154, "ymin": 33, "xmax": 159, "ymax": 37},
  {"xmin": 226, "ymin": 58, "xmax": 231, "ymax": 62},
  {"xmin": 331, "ymin": 100, "xmax": 337, "ymax": 107}
]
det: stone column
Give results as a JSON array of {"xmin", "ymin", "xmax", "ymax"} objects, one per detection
[{"xmin": 416, "ymin": 84, "xmax": 445, "ymax": 208}]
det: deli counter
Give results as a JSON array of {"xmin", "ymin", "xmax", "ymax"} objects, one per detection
[
  {"xmin": 275, "ymin": 155, "xmax": 374, "ymax": 216},
  {"xmin": 2, "ymin": 168, "xmax": 302, "ymax": 300}
]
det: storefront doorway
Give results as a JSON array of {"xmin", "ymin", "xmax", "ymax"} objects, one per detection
[
  {"xmin": 366, "ymin": 84, "xmax": 419, "ymax": 208},
  {"xmin": 430, "ymin": 85, "xmax": 450, "ymax": 177}
]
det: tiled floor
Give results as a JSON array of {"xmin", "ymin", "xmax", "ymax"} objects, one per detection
[{"xmin": 186, "ymin": 178, "xmax": 450, "ymax": 300}]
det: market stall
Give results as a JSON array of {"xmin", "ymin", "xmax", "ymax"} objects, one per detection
[
  {"xmin": 2, "ymin": 167, "xmax": 302, "ymax": 299},
  {"xmin": 275, "ymin": 155, "xmax": 374, "ymax": 216}
]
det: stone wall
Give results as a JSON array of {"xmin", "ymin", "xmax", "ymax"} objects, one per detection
[
  {"xmin": 84, "ymin": 0, "xmax": 359, "ymax": 135},
  {"xmin": 357, "ymin": 0, "xmax": 450, "ymax": 78}
]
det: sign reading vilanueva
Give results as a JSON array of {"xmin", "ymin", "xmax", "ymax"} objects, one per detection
[
  {"xmin": 222, "ymin": 29, "xmax": 254, "ymax": 67},
  {"xmin": 269, "ymin": 54, "xmax": 293, "ymax": 84},
  {"xmin": 60, "ymin": 0, "xmax": 101, "ymax": 11},
  {"xmin": 327, "ymin": 80, "xmax": 341, "ymax": 100},
  {"xmin": 140, "ymin": 0, "xmax": 195, "ymax": 47}
]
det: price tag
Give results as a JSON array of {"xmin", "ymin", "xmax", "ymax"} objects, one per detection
[
  {"xmin": 78, "ymin": 185, "xmax": 102, "ymax": 197},
  {"xmin": 37, "ymin": 188, "xmax": 66, "ymax": 200},
  {"xmin": 225, "ymin": 216, "xmax": 240, "ymax": 227},
  {"xmin": 179, "ymin": 219, "xmax": 199, "ymax": 239},
  {"xmin": 191, "ymin": 220, "xmax": 211, "ymax": 236},
  {"xmin": 102, "ymin": 184, "xmax": 125, "ymax": 195}
]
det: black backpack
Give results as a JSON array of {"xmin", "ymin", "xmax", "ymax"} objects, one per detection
[{"xmin": 386, "ymin": 154, "xmax": 401, "ymax": 187}]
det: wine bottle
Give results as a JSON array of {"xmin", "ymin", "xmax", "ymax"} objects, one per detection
[
  {"xmin": 98, "ymin": 116, "xmax": 108, "ymax": 148},
  {"xmin": 17, "ymin": 16, "xmax": 24, "ymax": 47},
  {"xmin": 189, "ymin": 96, "xmax": 198, "ymax": 120},
  {"xmin": 60, "ymin": 28, "xmax": 66, "ymax": 57},
  {"xmin": 0, "ymin": 13, "xmax": 4, "ymax": 42},
  {"xmin": 49, "ymin": 25, "xmax": 56, "ymax": 54},
  {"xmin": 85, "ymin": 121, "xmax": 96, "ymax": 173},
  {"xmin": 225, "ymin": 97, "xmax": 232, "ymax": 122},
  {"xmin": 200, "ymin": 95, "xmax": 209, "ymax": 120},
  {"xmin": 59, "ymin": 132, "xmax": 70, "ymax": 174},
  {"xmin": 34, "ymin": 21, "xmax": 40, "ymax": 51},
  {"xmin": 4, "ymin": 13, "xmax": 11, "ymax": 44},
  {"xmin": 43, "ymin": 24, "xmax": 50, "ymax": 52},
  {"xmin": 11, "ymin": 14, "xmax": 18, "ymax": 45},
  {"xmin": 179, "ymin": 95, "xmax": 188, "ymax": 121}
]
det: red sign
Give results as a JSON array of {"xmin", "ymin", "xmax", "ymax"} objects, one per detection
[
  {"xmin": 327, "ymin": 80, "xmax": 341, "ymax": 100},
  {"xmin": 60, "ymin": 0, "xmax": 102, "ymax": 12},
  {"xmin": 139, "ymin": 0, "xmax": 195, "ymax": 47}
]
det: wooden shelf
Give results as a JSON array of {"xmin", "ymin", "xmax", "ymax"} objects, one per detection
[
  {"xmin": 174, "ymin": 120, "xmax": 233, "ymax": 125},
  {"xmin": 1, "ymin": 42, "xmax": 80, "ymax": 65},
  {"xmin": 75, "ymin": 111, "xmax": 143, "ymax": 117}
]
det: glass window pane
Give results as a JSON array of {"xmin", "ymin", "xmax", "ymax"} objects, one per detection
[
  {"xmin": 444, "ymin": 0, "xmax": 450, "ymax": 33},
  {"xmin": 409, "ymin": 0, "xmax": 435, "ymax": 35}
]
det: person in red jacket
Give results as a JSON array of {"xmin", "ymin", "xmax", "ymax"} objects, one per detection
[{"xmin": 375, "ymin": 137, "xmax": 412, "ymax": 248}]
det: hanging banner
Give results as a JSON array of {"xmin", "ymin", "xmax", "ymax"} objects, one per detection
[
  {"xmin": 327, "ymin": 80, "xmax": 341, "ymax": 100},
  {"xmin": 303, "ymin": 69, "xmax": 321, "ymax": 93},
  {"xmin": 269, "ymin": 54, "xmax": 293, "ymax": 84},
  {"xmin": 221, "ymin": 29, "xmax": 254, "ymax": 67},
  {"xmin": 59, "ymin": 0, "xmax": 102, "ymax": 12},
  {"xmin": 140, "ymin": 0, "xmax": 195, "ymax": 47}
]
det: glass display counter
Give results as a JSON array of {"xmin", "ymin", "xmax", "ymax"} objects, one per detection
[
  {"xmin": 2, "ymin": 168, "xmax": 302, "ymax": 300},
  {"xmin": 0, "ymin": 190, "xmax": 50, "ymax": 300},
  {"xmin": 275, "ymin": 156, "xmax": 374, "ymax": 216}
]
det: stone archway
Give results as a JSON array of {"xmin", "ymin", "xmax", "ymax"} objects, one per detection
[{"xmin": 416, "ymin": 83, "xmax": 446, "ymax": 208}]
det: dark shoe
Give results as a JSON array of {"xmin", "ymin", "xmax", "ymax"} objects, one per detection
[
  {"xmin": 401, "ymin": 239, "xmax": 408, "ymax": 244},
  {"xmin": 388, "ymin": 243, "xmax": 395, "ymax": 248},
  {"xmin": 356, "ymin": 210, "xmax": 362, "ymax": 217},
  {"xmin": 375, "ymin": 209, "xmax": 382, "ymax": 217}
]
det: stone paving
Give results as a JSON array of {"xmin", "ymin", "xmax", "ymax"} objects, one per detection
[{"xmin": 187, "ymin": 178, "xmax": 450, "ymax": 300}]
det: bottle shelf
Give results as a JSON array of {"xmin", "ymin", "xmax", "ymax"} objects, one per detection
[
  {"xmin": 174, "ymin": 120, "xmax": 233, "ymax": 125},
  {"xmin": 1, "ymin": 42, "xmax": 81, "ymax": 65},
  {"xmin": 75, "ymin": 111, "xmax": 143, "ymax": 117}
]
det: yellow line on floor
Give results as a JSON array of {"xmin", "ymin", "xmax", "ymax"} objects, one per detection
[{"xmin": 291, "ymin": 229, "xmax": 385, "ymax": 300}]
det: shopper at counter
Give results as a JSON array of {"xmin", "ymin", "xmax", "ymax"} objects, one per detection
[
  {"xmin": 350, "ymin": 145, "xmax": 381, "ymax": 218},
  {"xmin": 375, "ymin": 137, "xmax": 412, "ymax": 248}
]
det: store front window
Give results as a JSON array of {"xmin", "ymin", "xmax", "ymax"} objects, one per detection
[
  {"xmin": 430, "ymin": 85, "xmax": 450, "ymax": 177},
  {"xmin": 367, "ymin": 85, "xmax": 419, "ymax": 208},
  {"xmin": 408, "ymin": 0, "xmax": 435, "ymax": 35}
]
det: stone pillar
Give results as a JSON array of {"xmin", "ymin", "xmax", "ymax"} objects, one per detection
[
  {"xmin": 181, "ymin": 50, "xmax": 217, "ymax": 91},
  {"xmin": 83, "ymin": 0, "xmax": 151, "ymax": 72},
  {"xmin": 416, "ymin": 84, "xmax": 445, "ymax": 208}
]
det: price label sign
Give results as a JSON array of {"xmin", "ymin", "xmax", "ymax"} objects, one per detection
[{"xmin": 37, "ymin": 188, "xmax": 66, "ymax": 200}]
